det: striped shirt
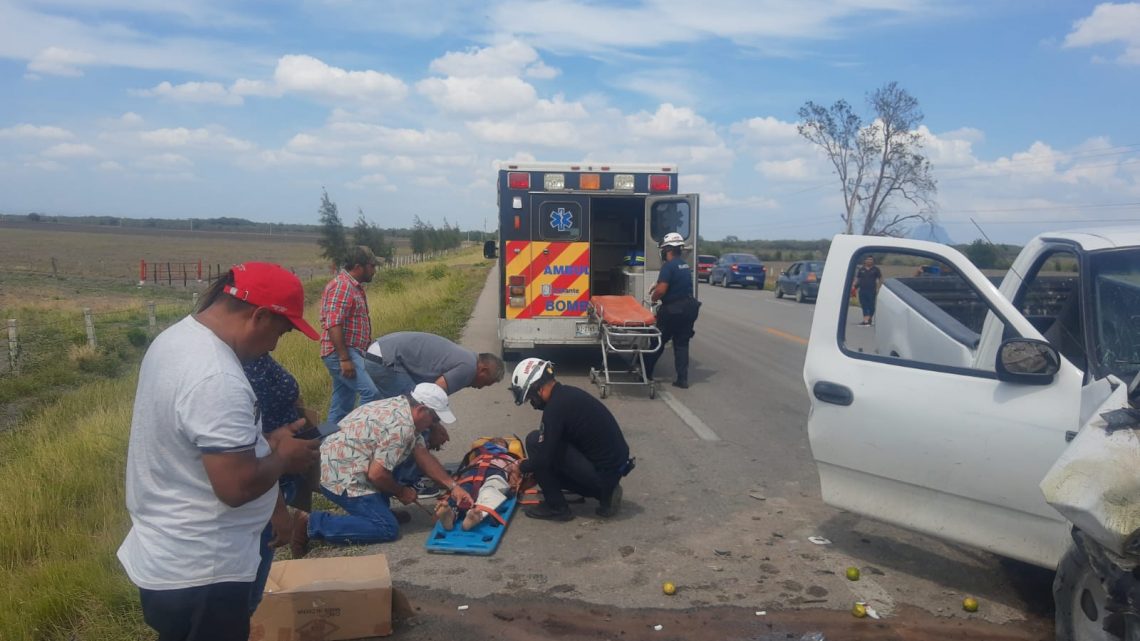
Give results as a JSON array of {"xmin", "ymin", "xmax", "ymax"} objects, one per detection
[{"xmin": 319, "ymin": 270, "xmax": 372, "ymax": 357}]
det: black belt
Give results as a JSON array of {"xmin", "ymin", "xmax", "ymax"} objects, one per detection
[{"xmin": 363, "ymin": 353, "xmax": 386, "ymax": 366}]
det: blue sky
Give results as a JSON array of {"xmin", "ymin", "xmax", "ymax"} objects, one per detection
[{"xmin": 0, "ymin": 0, "xmax": 1137, "ymax": 244}]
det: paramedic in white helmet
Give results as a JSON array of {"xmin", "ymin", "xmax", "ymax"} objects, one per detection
[
  {"xmin": 643, "ymin": 232, "xmax": 701, "ymax": 388},
  {"xmin": 506, "ymin": 358, "xmax": 634, "ymax": 521}
]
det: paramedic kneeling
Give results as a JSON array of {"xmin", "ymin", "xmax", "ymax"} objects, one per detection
[
  {"xmin": 509, "ymin": 358, "xmax": 634, "ymax": 522},
  {"xmin": 643, "ymin": 232, "xmax": 701, "ymax": 388}
]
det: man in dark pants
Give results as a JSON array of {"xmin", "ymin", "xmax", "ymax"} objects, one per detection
[
  {"xmin": 507, "ymin": 358, "xmax": 634, "ymax": 522},
  {"xmin": 644, "ymin": 232, "xmax": 701, "ymax": 388}
]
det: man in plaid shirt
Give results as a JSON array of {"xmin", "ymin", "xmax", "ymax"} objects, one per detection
[{"xmin": 321, "ymin": 246, "xmax": 382, "ymax": 424}]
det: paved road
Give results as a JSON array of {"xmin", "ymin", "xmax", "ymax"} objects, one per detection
[{"xmin": 306, "ymin": 266, "xmax": 1054, "ymax": 630}]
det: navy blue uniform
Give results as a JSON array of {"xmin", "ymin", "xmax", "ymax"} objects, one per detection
[{"xmin": 645, "ymin": 255, "xmax": 701, "ymax": 386}]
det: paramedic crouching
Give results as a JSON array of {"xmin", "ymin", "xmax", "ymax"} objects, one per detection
[
  {"xmin": 643, "ymin": 232, "xmax": 701, "ymax": 388},
  {"xmin": 508, "ymin": 359, "xmax": 634, "ymax": 522}
]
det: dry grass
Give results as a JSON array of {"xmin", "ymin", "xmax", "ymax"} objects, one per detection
[{"xmin": 0, "ymin": 248, "xmax": 489, "ymax": 641}]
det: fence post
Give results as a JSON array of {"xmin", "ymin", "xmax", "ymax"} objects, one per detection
[
  {"xmin": 167, "ymin": 262, "xmax": 172, "ymax": 286},
  {"xmin": 51, "ymin": 257, "xmax": 58, "ymax": 279},
  {"xmin": 191, "ymin": 292, "xmax": 199, "ymax": 310},
  {"xmin": 148, "ymin": 301, "xmax": 157, "ymax": 334},
  {"xmin": 83, "ymin": 308, "xmax": 96, "ymax": 348},
  {"xmin": 7, "ymin": 319, "xmax": 17, "ymax": 375}
]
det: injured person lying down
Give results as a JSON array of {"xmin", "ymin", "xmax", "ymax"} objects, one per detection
[{"xmin": 435, "ymin": 437, "xmax": 523, "ymax": 531}]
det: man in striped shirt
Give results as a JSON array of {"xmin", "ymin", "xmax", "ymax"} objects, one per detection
[{"xmin": 321, "ymin": 246, "xmax": 381, "ymax": 424}]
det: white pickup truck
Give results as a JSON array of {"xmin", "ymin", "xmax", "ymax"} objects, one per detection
[{"xmin": 804, "ymin": 229, "xmax": 1140, "ymax": 640}]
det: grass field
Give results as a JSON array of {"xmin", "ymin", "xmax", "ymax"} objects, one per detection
[{"xmin": 0, "ymin": 240, "xmax": 490, "ymax": 641}]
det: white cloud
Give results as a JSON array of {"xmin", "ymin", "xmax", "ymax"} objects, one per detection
[
  {"xmin": 272, "ymin": 55, "xmax": 407, "ymax": 102},
  {"xmin": 230, "ymin": 78, "xmax": 282, "ymax": 98},
  {"xmin": 135, "ymin": 127, "xmax": 254, "ymax": 152},
  {"xmin": 467, "ymin": 119, "xmax": 582, "ymax": 147},
  {"xmin": 139, "ymin": 153, "xmax": 193, "ymax": 169},
  {"xmin": 26, "ymin": 46, "xmax": 96, "ymax": 77},
  {"xmin": 1063, "ymin": 2, "xmax": 1140, "ymax": 65},
  {"xmin": 731, "ymin": 116, "xmax": 802, "ymax": 146},
  {"xmin": 97, "ymin": 160, "xmax": 124, "ymax": 171},
  {"xmin": 42, "ymin": 143, "xmax": 98, "ymax": 158},
  {"xmin": 757, "ymin": 158, "xmax": 810, "ymax": 180},
  {"xmin": 0, "ymin": 124, "xmax": 73, "ymax": 140},
  {"xmin": 119, "ymin": 112, "xmax": 144, "ymax": 127},
  {"xmin": 417, "ymin": 75, "xmax": 538, "ymax": 115},
  {"xmin": 626, "ymin": 104, "xmax": 720, "ymax": 145},
  {"xmin": 25, "ymin": 159, "xmax": 64, "ymax": 171},
  {"xmin": 430, "ymin": 40, "xmax": 542, "ymax": 77},
  {"xmin": 525, "ymin": 61, "xmax": 560, "ymax": 79},
  {"xmin": 133, "ymin": 80, "xmax": 243, "ymax": 105}
]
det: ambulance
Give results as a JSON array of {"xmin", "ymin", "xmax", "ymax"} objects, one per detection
[{"xmin": 492, "ymin": 161, "xmax": 699, "ymax": 357}]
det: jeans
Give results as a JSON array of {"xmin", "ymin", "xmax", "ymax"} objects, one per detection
[
  {"xmin": 139, "ymin": 582, "xmax": 252, "ymax": 641},
  {"xmin": 322, "ymin": 349, "xmax": 381, "ymax": 425},
  {"xmin": 524, "ymin": 430, "xmax": 621, "ymax": 510},
  {"xmin": 858, "ymin": 289, "xmax": 877, "ymax": 319},
  {"xmin": 308, "ymin": 458, "xmax": 423, "ymax": 545},
  {"xmin": 249, "ymin": 480, "xmax": 297, "ymax": 614},
  {"xmin": 361, "ymin": 358, "xmax": 416, "ymax": 400}
]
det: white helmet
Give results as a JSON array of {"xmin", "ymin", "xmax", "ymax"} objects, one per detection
[
  {"xmin": 509, "ymin": 358, "xmax": 554, "ymax": 405},
  {"xmin": 659, "ymin": 232, "xmax": 686, "ymax": 248}
]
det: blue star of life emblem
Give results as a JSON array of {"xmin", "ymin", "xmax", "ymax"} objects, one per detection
[{"xmin": 550, "ymin": 208, "xmax": 574, "ymax": 232}]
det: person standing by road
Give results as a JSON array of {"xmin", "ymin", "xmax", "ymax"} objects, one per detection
[
  {"xmin": 320, "ymin": 246, "xmax": 381, "ymax": 424},
  {"xmin": 291, "ymin": 383, "xmax": 474, "ymax": 554},
  {"xmin": 643, "ymin": 232, "xmax": 701, "ymax": 389},
  {"xmin": 117, "ymin": 263, "xmax": 321, "ymax": 641},
  {"xmin": 362, "ymin": 331, "xmax": 505, "ymax": 399},
  {"xmin": 507, "ymin": 358, "xmax": 634, "ymax": 522},
  {"xmin": 855, "ymin": 255, "xmax": 883, "ymax": 326}
]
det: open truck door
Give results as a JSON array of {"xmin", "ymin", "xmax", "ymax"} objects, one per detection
[
  {"xmin": 644, "ymin": 194, "xmax": 699, "ymax": 300},
  {"xmin": 804, "ymin": 234, "xmax": 1083, "ymax": 568}
]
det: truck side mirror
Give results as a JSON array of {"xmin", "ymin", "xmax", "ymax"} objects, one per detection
[
  {"xmin": 483, "ymin": 240, "xmax": 497, "ymax": 259},
  {"xmin": 995, "ymin": 338, "xmax": 1060, "ymax": 385}
]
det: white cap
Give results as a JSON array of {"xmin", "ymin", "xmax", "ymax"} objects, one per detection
[{"xmin": 410, "ymin": 382, "xmax": 456, "ymax": 424}]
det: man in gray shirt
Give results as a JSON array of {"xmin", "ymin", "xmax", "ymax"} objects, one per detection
[{"xmin": 362, "ymin": 331, "xmax": 505, "ymax": 399}]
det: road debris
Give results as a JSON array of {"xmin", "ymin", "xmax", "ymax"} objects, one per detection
[
  {"xmin": 457, "ymin": 605, "xmax": 469, "ymax": 611},
  {"xmin": 653, "ymin": 624, "xmax": 663, "ymax": 631},
  {"xmin": 845, "ymin": 566, "xmax": 860, "ymax": 581},
  {"xmin": 755, "ymin": 611, "xmax": 766, "ymax": 616},
  {"xmin": 807, "ymin": 536, "xmax": 831, "ymax": 545},
  {"xmin": 714, "ymin": 549, "xmax": 731, "ymax": 556},
  {"xmin": 749, "ymin": 491, "xmax": 767, "ymax": 501},
  {"xmin": 852, "ymin": 602, "xmax": 867, "ymax": 618},
  {"xmin": 865, "ymin": 606, "xmax": 880, "ymax": 620},
  {"xmin": 963, "ymin": 597, "xmax": 979, "ymax": 612},
  {"xmin": 662, "ymin": 582, "xmax": 676, "ymax": 595}
]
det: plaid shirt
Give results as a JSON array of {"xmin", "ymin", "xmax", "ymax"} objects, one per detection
[
  {"xmin": 320, "ymin": 396, "xmax": 418, "ymax": 497},
  {"xmin": 319, "ymin": 270, "xmax": 372, "ymax": 357}
]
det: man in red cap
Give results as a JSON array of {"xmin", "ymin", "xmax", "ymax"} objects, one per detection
[{"xmin": 118, "ymin": 262, "xmax": 321, "ymax": 641}]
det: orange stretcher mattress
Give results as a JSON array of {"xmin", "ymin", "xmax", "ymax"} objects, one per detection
[{"xmin": 590, "ymin": 295, "xmax": 656, "ymax": 327}]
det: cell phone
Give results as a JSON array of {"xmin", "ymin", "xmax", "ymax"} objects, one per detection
[{"xmin": 294, "ymin": 426, "xmax": 323, "ymax": 440}]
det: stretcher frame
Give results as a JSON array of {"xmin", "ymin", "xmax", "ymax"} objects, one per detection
[{"xmin": 587, "ymin": 297, "xmax": 662, "ymax": 399}]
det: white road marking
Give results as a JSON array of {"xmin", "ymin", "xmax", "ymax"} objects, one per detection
[{"xmin": 658, "ymin": 390, "xmax": 721, "ymax": 441}]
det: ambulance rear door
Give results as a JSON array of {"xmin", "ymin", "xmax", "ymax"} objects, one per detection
[{"xmin": 645, "ymin": 194, "xmax": 699, "ymax": 296}]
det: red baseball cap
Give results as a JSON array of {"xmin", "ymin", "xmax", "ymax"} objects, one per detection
[{"xmin": 226, "ymin": 262, "xmax": 319, "ymax": 340}]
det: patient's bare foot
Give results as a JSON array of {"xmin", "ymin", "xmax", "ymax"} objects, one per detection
[
  {"xmin": 461, "ymin": 510, "xmax": 483, "ymax": 531},
  {"xmin": 435, "ymin": 503, "xmax": 456, "ymax": 531}
]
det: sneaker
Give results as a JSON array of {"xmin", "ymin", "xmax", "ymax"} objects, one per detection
[
  {"xmin": 413, "ymin": 478, "xmax": 444, "ymax": 500},
  {"xmin": 596, "ymin": 483, "xmax": 623, "ymax": 518},
  {"xmin": 524, "ymin": 502, "xmax": 574, "ymax": 522},
  {"xmin": 672, "ymin": 380, "xmax": 689, "ymax": 389}
]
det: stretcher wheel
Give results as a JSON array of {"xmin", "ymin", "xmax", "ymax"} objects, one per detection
[
  {"xmin": 589, "ymin": 370, "xmax": 598, "ymax": 384},
  {"xmin": 600, "ymin": 385, "xmax": 608, "ymax": 399},
  {"xmin": 649, "ymin": 385, "xmax": 657, "ymax": 399}
]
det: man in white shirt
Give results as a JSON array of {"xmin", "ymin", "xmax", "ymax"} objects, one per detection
[{"xmin": 118, "ymin": 262, "xmax": 321, "ymax": 641}]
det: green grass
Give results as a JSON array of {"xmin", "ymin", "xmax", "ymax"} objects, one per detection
[{"xmin": 0, "ymin": 250, "xmax": 489, "ymax": 641}]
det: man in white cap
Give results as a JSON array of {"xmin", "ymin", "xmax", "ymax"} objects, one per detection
[
  {"xmin": 643, "ymin": 232, "xmax": 701, "ymax": 388},
  {"xmin": 292, "ymin": 383, "xmax": 473, "ymax": 554}
]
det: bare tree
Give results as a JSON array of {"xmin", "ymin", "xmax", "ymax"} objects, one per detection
[{"xmin": 798, "ymin": 82, "xmax": 937, "ymax": 236}]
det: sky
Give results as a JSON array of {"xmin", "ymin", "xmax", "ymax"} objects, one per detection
[{"xmin": 0, "ymin": 1, "xmax": 1138, "ymax": 244}]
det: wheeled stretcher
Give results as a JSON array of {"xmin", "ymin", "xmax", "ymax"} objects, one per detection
[{"xmin": 587, "ymin": 295, "xmax": 662, "ymax": 399}]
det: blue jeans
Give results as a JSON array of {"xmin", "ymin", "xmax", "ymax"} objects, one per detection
[
  {"xmin": 322, "ymin": 349, "xmax": 381, "ymax": 425},
  {"xmin": 249, "ymin": 480, "xmax": 296, "ymax": 614},
  {"xmin": 361, "ymin": 358, "xmax": 416, "ymax": 400},
  {"xmin": 308, "ymin": 458, "xmax": 423, "ymax": 545}
]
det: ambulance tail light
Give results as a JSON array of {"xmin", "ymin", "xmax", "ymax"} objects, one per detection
[
  {"xmin": 579, "ymin": 173, "xmax": 600, "ymax": 190},
  {"xmin": 614, "ymin": 174, "xmax": 635, "ymax": 191},
  {"xmin": 543, "ymin": 173, "xmax": 565, "ymax": 190},
  {"xmin": 509, "ymin": 275, "xmax": 526, "ymax": 307},
  {"xmin": 649, "ymin": 174, "xmax": 671, "ymax": 192},
  {"xmin": 508, "ymin": 172, "xmax": 530, "ymax": 190}
]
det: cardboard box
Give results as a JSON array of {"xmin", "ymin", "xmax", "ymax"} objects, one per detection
[{"xmin": 250, "ymin": 554, "xmax": 392, "ymax": 641}]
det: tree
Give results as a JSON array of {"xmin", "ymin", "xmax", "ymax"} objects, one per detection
[
  {"xmin": 352, "ymin": 208, "xmax": 392, "ymax": 261},
  {"xmin": 963, "ymin": 239, "xmax": 1000, "ymax": 269},
  {"xmin": 798, "ymin": 81, "xmax": 937, "ymax": 236},
  {"xmin": 410, "ymin": 215, "xmax": 430, "ymax": 254},
  {"xmin": 317, "ymin": 189, "xmax": 348, "ymax": 265}
]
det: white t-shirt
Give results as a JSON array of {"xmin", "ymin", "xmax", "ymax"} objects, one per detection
[{"xmin": 117, "ymin": 315, "xmax": 277, "ymax": 590}]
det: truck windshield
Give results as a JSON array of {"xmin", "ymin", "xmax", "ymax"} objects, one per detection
[{"xmin": 1090, "ymin": 248, "xmax": 1140, "ymax": 381}]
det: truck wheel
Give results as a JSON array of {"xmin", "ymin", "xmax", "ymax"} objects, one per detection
[
  {"xmin": 1054, "ymin": 543, "xmax": 1114, "ymax": 641},
  {"xmin": 796, "ymin": 287, "xmax": 806, "ymax": 303}
]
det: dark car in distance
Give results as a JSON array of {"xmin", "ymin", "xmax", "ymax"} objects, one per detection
[
  {"xmin": 775, "ymin": 260, "xmax": 824, "ymax": 302},
  {"xmin": 709, "ymin": 253, "xmax": 766, "ymax": 289},
  {"xmin": 696, "ymin": 254, "xmax": 716, "ymax": 282}
]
